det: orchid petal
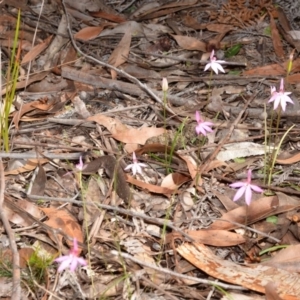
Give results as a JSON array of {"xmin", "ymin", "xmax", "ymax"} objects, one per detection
[{"xmin": 232, "ymin": 185, "xmax": 247, "ymax": 202}]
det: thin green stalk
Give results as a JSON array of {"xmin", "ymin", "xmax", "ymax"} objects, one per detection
[
  {"xmin": 2, "ymin": 10, "xmax": 21, "ymax": 152},
  {"xmin": 267, "ymin": 125, "xmax": 295, "ymax": 186}
]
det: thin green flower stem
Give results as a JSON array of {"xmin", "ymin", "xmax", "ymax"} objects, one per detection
[
  {"xmin": 274, "ymin": 107, "xmax": 282, "ymax": 145},
  {"xmin": 267, "ymin": 125, "xmax": 295, "ymax": 187},
  {"xmin": 162, "ymin": 90, "xmax": 169, "ymax": 173},
  {"xmin": 78, "ymin": 174, "xmax": 93, "ymax": 282},
  {"xmin": 263, "ymin": 104, "xmax": 268, "ymax": 185},
  {"xmin": 267, "ymin": 106, "xmax": 282, "ymax": 186}
]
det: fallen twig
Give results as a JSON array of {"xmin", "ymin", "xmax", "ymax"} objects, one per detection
[
  {"xmin": 61, "ymin": 0, "xmax": 177, "ymax": 116},
  {"xmin": 0, "ymin": 159, "xmax": 21, "ymax": 299}
]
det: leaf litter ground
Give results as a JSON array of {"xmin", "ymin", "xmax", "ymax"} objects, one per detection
[{"xmin": 2, "ymin": 0, "xmax": 300, "ymax": 299}]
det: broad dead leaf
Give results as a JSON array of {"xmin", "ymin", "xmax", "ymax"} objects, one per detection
[
  {"xmin": 108, "ymin": 24, "xmax": 132, "ymax": 79},
  {"xmin": 126, "ymin": 174, "xmax": 175, "ymax": 196},
  {"xmin": 270, "ymin": 14, "xmax": 285, "ymax": 60},
  {"xmin": 30, "ymin": 164, "xmax": 46, "ymax": 196},
  {"xmin": 243, "ymin": 63, "xmax": 285, "ymax": 76},
  {"xmin": 177, "ymin": 154, "xmax": 203, "ymax": 186},
  {"xmin": 90, "ymin": 11, "xmax": 126, "ymax": 23},
  {"xmin": 5, "ymin": 158, "xmax": 49, "ymax": 175},
  {"xmin": 87, "ymin": 114, "xmax": 165, "ymax": 144},
  {"xmin": 40, "ymin": 207, "xmax": 84, "ymax": 253},
  {"xmin": 171, "ymin": 34, "xmax": 206, "ymax": 52},
  {"xmin": 161, "ymin": 173, "xmax": 189, "ymax": 190},
  {"xmin": 74, "ymin": 25, "xmax": 108, "ymax": 41},
  {"xmin": 173, "ymin": 229, "xmax": 246, "ymax": 246},
  {"xmin": 210, "ymin": 196, "xmax": 279, "ymax": 230},
  {"xmin": 21, "ymin": 35, "xmax": 52, "ymax": 65},
  {"xmin": 276, "ymin": 151, "xmax": 300, "ymax": 165},
  {"xmin": 177, "ymin": 243, "xmax": 300, "ymax": 299},
  {"xmin": 263, "ymin": 245, "xmax": 300, "ymax": 272},
  {"xmin": 4, "ymin": 199, "xmax": 42, "ymax": 227}
]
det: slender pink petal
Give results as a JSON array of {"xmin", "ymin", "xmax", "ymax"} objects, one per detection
[
  {"xmin": 204, "ymin": 63, "xmax": 211, "ymax": 72},
  {"xmin": 268, "ymin": 79, "xmax": 294, "ymax": 111},
  {"xmin": 195, "ymin": 111, "xmax": 201, "ymax": 123},
  {"xmin": 246, "ymin": 169, "xmax": 252, "ymax": 183},
  {"xmin": 124, "ymin": 153, "xmax": 147, "ymax": 175},
  {"xmin": 229, "ymin": 182, "xmax": 245, "ymax": 188},
  {"xmin": 230, "ymin": 169, "xmax": 263, "ymax": 205},
  {"xmin": 57, "ymin": 257, "xmax": 72, "ymax": 272},
  {"xmin": 279, "ymin": 78, "xmax": 284, "ymax": 91},
  {"xmin": 162, "ymin": 78, "xmax": 168, "ymax": 92},
  {"xmin": 124, "ymin": 163, "xmax": 134, "ymax": 171},
  {"xmin": 245, "ymin": 186, "xmax": 252, "ymax": 206},
  {"xmin": 54, "ymin": 238, "xmax": 87, "ymax": 272},
  {"xmin": 232, "ymin": 185, "xmax": 247, "ymax": 202},
  {"xmin": 250, "ymin": 184, "xmax": 263, "ymax": 193},
  {"xmin": 132, "ymin": 152, "xmax": 137, "ymax": 162},
  {"xmin": 70, "ymin": 257, "xmax": 78, "ymax": 271},
  {"xmin": 211, "ymin": 63, "xmax": 225, "ymax": 74}
]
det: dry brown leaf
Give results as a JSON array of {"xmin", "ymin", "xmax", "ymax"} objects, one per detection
[
  {"xmin": 160, "ymin": 173, "xmax": 189, "ymax": 190},
  {"xmin": 177, "ymin": 243, "xmax": 300, "ymax": 299},
  {"xmin": 177, "ymin": 154, "xmax": 203, "ymax": 186},
  {"xmin": 126, "ymin": 174, "xmax": 175, "ymax": 196},
  {"xmin": 270, "ymin": 14, "xmax": 285, "ymax": 60},
  {"xmin": 2, "ymin": 248, "xmax": 34, "ymax": 268},
  {"xmin": 90, "ymin": 11, "xmax": 127, "ymax": 23},
  {"xmin": 181, "ymin": 229, "xmax": 246, "ymax": 246},
  {"xmin": 108, "ymin": 25, "xmax": 131, "ymax": 79},
  {"xmin": 205, "ymin": 160, "xmax": 229, "ymax": 172},
  {"xmin": 5, "ymin": 158, "xmax": 49, "ymax": 175},
  {"xmin": 84, "ymin": 177, "xmax": 103, "ymax": 224},
  {"xmin": 243, "ymin": 63, "xmax": 285, "ymax": 76},
  {"xmin": 12, "ymin": 100, "xmax": 43, "ymax": 129},
  {"xmin": 263, "ymin": 245, "xmax": 300, "ymax": 272},
  {"xmin": 74, "ymin": 25, "xmax": 108, "ymax": 41},
  {"xmin": 30, "ymin": 164, "xmax": 46, "ymax": 196},
  {"xmin": 171, "ymin": 34, "xmax": 206, "ymax": 52},
  {"xmin": 206, "ymin": 24, "xmax": 235, "ymax": 33},
  {"xmin": 21, "ymin": 35, "xmax": 52, "ymax": 65},
  {"xmin": 287, "ymin": 73, "xmax": 300, "ymax": 84},
  {"xmin": 4, "ymin": 199, "xmax": 42, "ymax": 227},
  {"xmin": 276, "ymin": 151, "xmax": 300, "ymax": 165},
  {"xmin": 182, "ymin": 15, "xmax": 205, "ymax": 30},
  {"xmin": 40, "ymin": 207, "xmax": 84, "ymax": 253},
  {"xmin": 87, "ymin": 114, "xmax": 165, "ymax": 144},
  {"xmin": 209, "ymin": 196, "xmax": 279, "ymax": 230}
]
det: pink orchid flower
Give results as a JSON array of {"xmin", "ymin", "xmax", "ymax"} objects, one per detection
[
  {"xmin": 268, "ymin": 78, "xmax": 294, "ymax": 111},
  {"xmin": 54, "ymin": 238, "xmax": 87, "ymax": 272},
  {"xmin": 195, "ymin": 111, "xmax": 214, "ymax": 136},
  {"xmin": 204, "ymin": 49, "xmax": 226, "ymax": 74},
  {"xmin": 229, "ymin": 169, "xmax": 263, "ymax": 206},
  {"xmin": 124, "ymin": 152, "xmax": 147, "ymax": 176}
]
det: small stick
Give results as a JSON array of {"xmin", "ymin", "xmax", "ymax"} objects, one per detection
[
  {"xmin": 0, "ymin": 159, "xmax": 21, "ymax": 299},
  {"xmin": 61, "ymin": 0, "xmax": 176, "ymax": 116}
]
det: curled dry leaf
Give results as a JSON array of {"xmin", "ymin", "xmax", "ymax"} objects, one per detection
[
  {"xmin": 87, "ymin": 114, "xmax": 165, "ymax": 145},
  {"xmin": 177, "ymin": 243, "xmax": 300, "ymax": 299},
  {"xmin": 126, "ymin": 174, "xmax": 174, "ymax": 196},
  {"xmin": 40, "ymin": 207, "xmax": 84, "ymax": 253},
  {"xmin": 21, "ymin": 35, "xmax": 53, "ymax": 65},
  {"xmin": 209, "ymin": 196, "xmax": 279, "ymax": 230},
  {"xmin": 173, "ymin": 229, "xmax": 246, "ymax": 246},
  {"xmin": 108, "ymin": 23, "xmax": 132, "ymax": 79},
  {"xmin": 4, "ymin": 158, "xmax": 48, "ymax": 175},
  {"xmin": 74, "ymin": 25, "xmax": 108, "ymax": 41},
  {"xmin": 171, "ymin": 34, "xmax": 206, "ymax": 52},
  {"xmin": 4, "ymin": 199, "xmax": 42, "ymax": 227}
]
